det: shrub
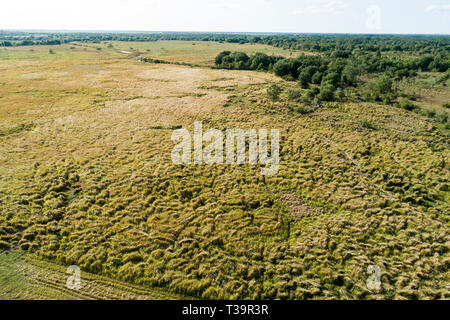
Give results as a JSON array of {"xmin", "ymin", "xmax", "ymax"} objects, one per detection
[
  {"xmin": 399, "ymin": 98, "xmax": 416, "ymax": 111},
  {"xmin": 437, "ymin": 112, "xmax": 449, "ymax": 123},
  {"xmin": 425, "ymin": 109, "xmax": 437, "ymax": 118},
  {"xmin": 382, "ymin": 93, "xmax": 396, "ymax": 105},
  {"xmin": 303, "ymin": 87, "xmax": 320, "ymax": 102},
  {"xmin": 300, "ymin": 95, "xmax": 311, "ymax": 104},
  {"xmin": 360, "ymin": 120, "xmax": 377, "ymax": 130},
  {"xmin": 286, "ymin": 88, "xmax": 302, "ymax": 102},
  {"xmin": 267, "ymin": 84, "xmax": 282, "ymax": 102},
  {"xmin": 335, "ymin": 89, "xmax": 345, "ymax": 101},
  {"xmin": 318, "ymin": 84, "xmax": 335, "ymax": 101},
  {"xmin": 282, "ymin": 74, "xmax": 295, "ymax": 81},
  {"xmin": 294, "ymin": 107, "xmax": 313, "ymax": 115},
  {"xmin": 376, "ymin": 74, "xmax": 393, "ymax": 94}
]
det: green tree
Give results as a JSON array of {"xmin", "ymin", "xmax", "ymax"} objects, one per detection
[
  {"xmin": 298, "ymin": 70, "xmax": 311, "ymax": 88},
  {"xmin": 230, "ymin": 52, "xmax": 249, "ymax": 64},
  {"xmin": 311, "ymin": 72, "xmax": 323, "ymax": 85},
  {"xmin": 376, "ymin": 74, "xmax": 393, "ymax": 94},
  {"xmin": 342, "ymin": 64, "xmax": 358, "ymax": 86},
  {"xmin": 318, "ymin": 84, "xmax": 335, "ymax": 101},
  {"xmin": 322, "ymin": 72, "xmax": 340, "ymax": 88},
  {"xmin": 267, "ymin": 84, "xmax": 282, "ymax": 103},
  {"xmin": 249, "ymin": 53, "xmax": 270, "ymax": 70},
  {"xmin": 273, "ymin": 60, "xmax": 292, "ymax": 77},
  {"xmin": 215, "ymin": 51, "xmax": 231, "ymax": 65}
]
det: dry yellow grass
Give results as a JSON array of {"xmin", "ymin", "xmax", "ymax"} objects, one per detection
[
  {"xmin": 0, "ymin": 43, "xmax": 448, "ymax": 300},
  {"xmin": 104, "ymin": 40, "xmax": 300, "ymax": 66},
  {"xmin": 0, "ymin": 251, "xmax": 184, "ymax": 299}
]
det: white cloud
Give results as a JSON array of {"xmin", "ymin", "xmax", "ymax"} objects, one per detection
[
  {"xmin": 425, "ymin": 4, "xmax": 450, "ymax": 12},
  {"xmin": 208, "ymin": 0, "xmax": 241, "ymax": 10},
  {"xmin": 293, "ymin": 0, "xmax": 349, "ymax": 15}
]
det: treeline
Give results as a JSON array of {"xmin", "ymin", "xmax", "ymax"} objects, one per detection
[
  {"xmin": 1, "ymin": 31, "xmax": 449, "ymax": 55},
  {"xmin": 141, "ymin": 57, "xmax": 196, "ymax": 67},
  {"xmin": 216, "ymin": 50, "xmax": 450, "ymax": 78},
  {"xmin": 0, "ymin": 39, "xmax": 62, "ymax": 46},
  {"xmin": 214, "ymin": 51, "xmax": 284, "ymax": 70}
]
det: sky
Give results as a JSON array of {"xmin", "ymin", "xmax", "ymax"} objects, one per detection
[{"xmin": 0, "ymin": 0, "xmax": 449, "ymax": 34}]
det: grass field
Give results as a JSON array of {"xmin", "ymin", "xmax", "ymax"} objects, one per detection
[
  {"xmin": 0, "ymin": 250, "xmax": 185, "ymax": 299},
  {"xmin": 105, "ymin": 40, "xmax": 299, "ymax": 66},
  {"xmin": 0, "ymin": 42, "xmax": 449, "ymax": 300},
  {"xmin": 0, "ymin": 41, "xmax": 298, "ymax": 66}
]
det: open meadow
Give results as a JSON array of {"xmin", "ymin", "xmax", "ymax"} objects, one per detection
[{"xmin": 0, "ymin": 40, "xmax": 449, "ymax": 300}]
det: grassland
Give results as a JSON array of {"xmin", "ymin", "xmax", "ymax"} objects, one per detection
[
  {"xmin": 0, "ymin": 41, "xmax": 298, "ymax": 67},
  {"xmin": 0, "ymin": 42, "xmax": 449, "ymax": 300},
  {"xmin": 105, "ymin": 40, "xmax": 299, "ymax": 66},
  {"xmin": 0, "ymin": 250, "xmax": 184, "ymax": 299}
]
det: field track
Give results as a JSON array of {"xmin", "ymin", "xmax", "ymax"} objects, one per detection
[{"xmin": 0, "ymin": 250, "xmax": 185, "ymax": 300}]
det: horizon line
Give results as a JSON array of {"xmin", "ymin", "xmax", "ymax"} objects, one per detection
[{"xmin": 1, "ymin": 28, "xmax": 449, "ymax": 37}]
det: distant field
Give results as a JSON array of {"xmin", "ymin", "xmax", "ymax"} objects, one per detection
[
  {"xmin": 0, "ymin": 41, "xmax": 448, "ymax": 300},
  {"xmin": 0, "ymin": 44, "xmax": 114, "ymax": 61},
  {"xmin": 105, "ymin": 40, "xmax": 299, "ymax": 66},
  {"xmin": 0, "ymin": 41, "xmax": 299, "ymax": 66}
]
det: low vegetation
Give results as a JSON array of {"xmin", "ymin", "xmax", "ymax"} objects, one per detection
[{"xmin": 0, "ymin": 33, "xmax": 449, "ymax": 300}]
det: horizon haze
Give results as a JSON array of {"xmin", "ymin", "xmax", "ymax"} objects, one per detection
[{"xmin": 0, "ymin": 0, "xmax": 449, "ymax": 35}]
